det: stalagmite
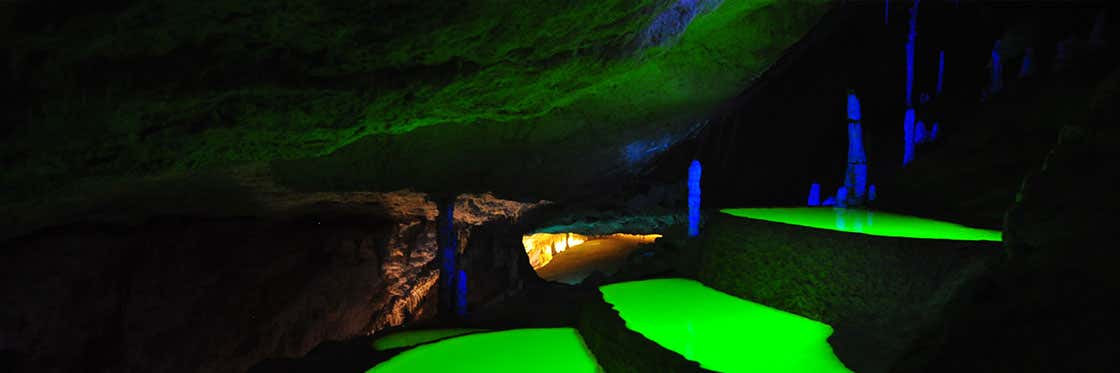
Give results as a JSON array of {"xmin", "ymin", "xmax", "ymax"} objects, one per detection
[
  {"xmin": 903, "ymin": 108, "xmax": 916, "ymax": 166},
  {"xmin": 915, "ymin": 120, "xmax": 927, "ymax": 144},
  {"xmin": 1090, "ymin": 11, "xmax": 1107, "ymax": 49},
  {"xmin": 808, "ymin": 183, "xmax": 822, "ymax": 206},
  {"xmin": 1019, "ymin": 47, "xmax": 1035, "ymax": 78},
  {"xmin": 990, "ymin": 40, "xmax": 1003, "ymax": 95},
  {"xmin": 455, "ymin": 270, "xmax": 467, "ymax": 317},
  {"xmin": 843, "ymin": 91, "xmax": 869, "ymax": 207},
  {"xmin": 688, "ymin": 160, "xmax": 702, "ymax": 237},
  {"xmin": 936, "ymin": 50, "xmax": 945, "ymax": 95},
  {"xmin": 438, "ymin": 199, "xmax": 461, "ymax": 316},
  {"xmin": 1054, "ymin": 36, "xmax": 1074, "ymax": 72}
]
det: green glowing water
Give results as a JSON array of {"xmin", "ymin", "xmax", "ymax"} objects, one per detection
[
  {"xmin": 600, "ymin": 278, "xmax": 850, "ymax": 373},
  {"xmin": 721, "ymin": 207, "xmax": 1002, "ymax": 241},
  {"xmin": 372, "ymin": 328, "xmax": 488, "ymax": 351},
  {"xmin": 367, "ymin": 328, "xmax": 601, "ymax": 373}
]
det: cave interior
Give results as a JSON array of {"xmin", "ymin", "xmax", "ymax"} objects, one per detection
[{"xmin": 2, "ymin": 0, "xmax": 1119, "ymax": 372}]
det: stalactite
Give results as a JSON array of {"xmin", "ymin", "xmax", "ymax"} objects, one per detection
[
  {"xmin": 808, "ymin": 183, "xmax": 822, "ymax": 206},
  {"xmin": 905, "ymin": 0, "xmax": 920, "ymax": 107},
  {"xmin": 885, "ymin": 0, "xmax": 890, "ymax": 25},
  {"xmin": 688, "ymin": 160, "xmax": 702, "ymax": 237}
]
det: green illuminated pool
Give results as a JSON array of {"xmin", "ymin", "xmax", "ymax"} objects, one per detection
[
  {"xmin": 600, "ymin": 278, "xmax": 851, "ymax": 373},
  {"xmin": 367, "ymin": 328, "xmax": 601, "ymax": 372},
  {"xmin": 372, "ymin": 328, "xmax": 488, "ymax": 351},
  {"xmin": 721, "ymin": 207, "xmax": 1001, "ymax": 241}
]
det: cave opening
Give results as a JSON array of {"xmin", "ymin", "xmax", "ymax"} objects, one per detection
[{"xmin": 521, "ymin": 232, "xmax": 662, "ymax": 285}]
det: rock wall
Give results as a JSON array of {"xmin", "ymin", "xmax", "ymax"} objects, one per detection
[
  {"xmin": 697, "ymin": 213, "xmax": 1000, "ymax": 373},
  {"xmin": 0, "ymin": 214, "xmax": 438, "ymax": 373},
  {"xmin": 0, "ymin": 187, "xmax": 547, "ymax": 373},
  {"xmin": 891, "ymin": 65, "xmax": 1120, "ymax": 373}
]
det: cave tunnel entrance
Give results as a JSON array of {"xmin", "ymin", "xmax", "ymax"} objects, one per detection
[{"xmin": 522, "ymin": 232, "xmax": 661, "ymax": 285}]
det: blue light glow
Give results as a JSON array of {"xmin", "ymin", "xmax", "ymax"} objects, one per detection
[
  {"xmin": 623, "ymin": 137, "xmax": 673, "ymax": 167},
  {"xmin": 688, "ymin": 160, "xmax": 702, "ymax": 237},
  {"xmin": 808, "ymin": 183, "xmax": 822, "ymax": 207},
  {"xmin": 868, "ymin": 185, "xmax": 877, "ymax": 201},
  {"xmin": 930, "ymin": 123, "xmax": 939, "ymax": 141},
  {"xmin": 641, "ymin": 0, "xmax": 723, "ymax": 48}
]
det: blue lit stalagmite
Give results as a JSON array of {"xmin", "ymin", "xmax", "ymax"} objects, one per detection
[
  {"xmin": 455, "ymin": 270, "xmax": 467, "ymax": 317},
  {"xmin": 903, "ymin": 108, "xmax": 916, "ymax": 166},
  {"xmin": 1021, "ymin": 46, "xmax": 1034, "ymax": 77},
  {"xmin": 688, "ymin": 160, "xmax": 702, "ymax": 237},
  {"xmin": 937, "ymin": 50, "xmax": 945, "ymax": 95},
  {"xmin": 842, "ymin": 91, "xmax": 868, "ymax": 207},
  {"xmin": 808, "ymin": 183, "xmax": 822, "ymax": 207},
  {"xmin": 990, "ymin": 40, "xmax": 1003, "ymax": 96},
  {"xmin": 437, "ymin": 199, "xmax": 465, "ymax": 317},
  {"xmin": 903, "ymin": 0, "xmax": 920, "ymax": 166}
]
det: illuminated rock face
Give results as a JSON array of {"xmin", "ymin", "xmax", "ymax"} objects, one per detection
[{"xmin": 523, "ymin": 232, "xmax": 590, "ymax": 269}]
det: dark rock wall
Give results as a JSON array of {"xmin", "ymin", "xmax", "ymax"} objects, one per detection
[
  {"xmin": 891, "ymin": 65, "xmax": 1120, "ymax": 373},
  {"xmin": 0, "ymin": 215, "xmax": 438, "ymax": 373},
  {"xmin": 697, "ymin": 213, "xmax": 1000, "ymax": 373}
]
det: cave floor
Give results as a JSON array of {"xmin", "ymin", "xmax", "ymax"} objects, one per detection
[{"xmin": 534, "ymin": 236, "xmax": 653, "ymax": 285}]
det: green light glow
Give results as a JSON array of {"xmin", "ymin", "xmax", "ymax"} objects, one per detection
[
  {"xmin": 372, "ymin": 328, "xmax": 488, "ymax": 351},
  {"xmin": 720, "ymin": 207, "xmax": 1002, "ymax": 241},
  {"xmin": 367, "ymin": 328, "xmax": 601, "ymax": 373},
  {"xmin": 600, "ymin": 278, "xmax": 850, "ymax": 373}
]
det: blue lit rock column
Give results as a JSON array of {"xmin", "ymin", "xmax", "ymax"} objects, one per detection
[
  {"xmin": 843, "ymin": 91, "xmax": 868, "ymax": 207},
  {"xmin": 688, "ymin": 160, "xmax": 702, "ymax": 237}
]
